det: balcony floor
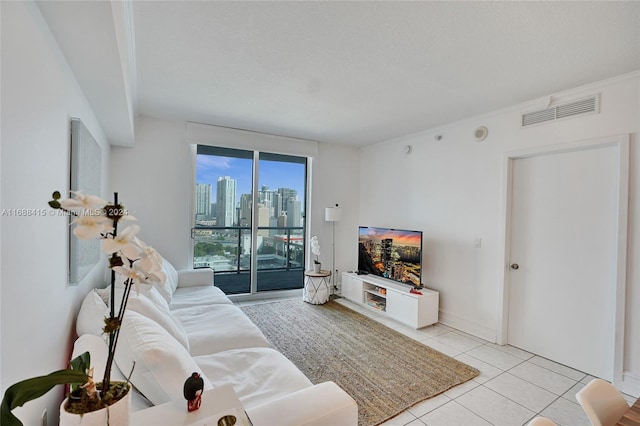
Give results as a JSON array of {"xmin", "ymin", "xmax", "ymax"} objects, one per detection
[{"xmin": 214, "ymin": 269, "xmax": 304, "ymax": 294}]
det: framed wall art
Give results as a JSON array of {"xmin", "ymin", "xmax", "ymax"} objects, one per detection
[{"xmin": 69, "ymin": 117, "xmax": 103, "ymax": 285}]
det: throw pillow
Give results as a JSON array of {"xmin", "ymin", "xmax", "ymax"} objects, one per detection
[
  {"xmin": 125, "ymin": 293, "xmax": 190, "ymax": 351},
  {"xmin": 142, "ymin": 286, "xmax": 171, "ymax": 311},
  {"xmin": 104, "ymin": 282, "xmax": 170, "ymax": 312},
  {"xmin": 76, "ymin": 290, "xmax": 108, "ymax": 339},
  {"xmin": 114, "ymin": 311, "xmax": 213, "ymax": 405},
  {"xmin": 157, "ymin": 259, "xmax": 179, "ymax": 303}
]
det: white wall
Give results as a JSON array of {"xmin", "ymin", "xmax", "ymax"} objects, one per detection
[
  {"xmin": 359, "ymin": 73, "xmax": 640, "ymax": 393},
  {"xmin": 110, "ymin": 116, "xmax": 193, "ymax": 267},
  {"xmin": 0, "ymin": 1, "xmax": 110, "ymax": 423},
  {"xmin": 110, "ymin": 116, "xmax": 361, "ymax": 282},
  {"xmin": 309, "ymin": 142, "xmax": 361, "ymax": 287}
]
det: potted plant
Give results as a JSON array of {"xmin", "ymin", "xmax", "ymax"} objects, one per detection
[
  {"xmin": 310, "ymin": 235, "xmax": 321, "ymax": 273},
  {"xmin": 1, "ymin": 191, "xmax": 166, "ymax": 426}
]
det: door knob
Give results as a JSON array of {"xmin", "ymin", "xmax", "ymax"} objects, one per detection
[{"xmin": 510, "ymin": 263, "xmax": 519, "ymax": 270}]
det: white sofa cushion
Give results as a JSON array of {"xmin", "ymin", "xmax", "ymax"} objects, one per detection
[
  {"xmin": 114, "ymin": 310, "xmax": 213, "ymax": 406},
  {"xmin": 95, "ymin": 287, "xmax": 111, "ymax": 305},
  {"xmin": 246, "ymin": 382, "xmax": 358, "ymax": 426},
  {"xmin": 76, "ymin": 290, "xmax": 108, "ymax": 339},
  {"xmin": 172, "ymin": 304, "xmax": 270, "ymax": 356},
  {"xmin": 193, "ymin": 347, "xmax": 312, "ymax": 410},
  {"xmin": 136, "ymin": 285, "xmax": 171, "ymax": 312},
  {"xmin": 76, "ymin": 286, "xmax": 189, "ymax": 352},
  {"xmin": 170, "ymin": 285, "xmax": 233, "ymax": 310},
  {"xmin": 124, "ymin": 292, "xmax": 190, "ymax": 351},
  {"xmin": 97, "ymin": 283, "xmax": 170, "ymax": 312},
  {"xmin": 94, "ymin": 284, "xmax": 190, "ymax": 351},
  {"xmin": 156, "ymin": 259, "xmax": 179, "ymax": 303},
  {"xmin": 177, "ymin": 268, "xmax": 214, "ymax": 287}
]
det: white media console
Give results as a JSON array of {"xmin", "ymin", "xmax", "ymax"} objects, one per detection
[{"xmin": 341, "ymin": 272, "xmax": 439, "ymax": 329}]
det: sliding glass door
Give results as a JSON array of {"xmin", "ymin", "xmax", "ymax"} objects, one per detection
[
  {"xmin": 255, "ymin": 152, "xmax": 306, "ymax": 292},
  {"xmin": 193, "ymin": 146, "xmax": 307, "ymax": 295}
]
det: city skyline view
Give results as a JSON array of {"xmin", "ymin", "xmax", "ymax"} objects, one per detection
[
  {"xmin": 196, "ymin": 154, "xmax": 306, "ymax": 209},
  {"xmin": 192, "ymin": 150, "xmax": 308, "ymax": 289}
]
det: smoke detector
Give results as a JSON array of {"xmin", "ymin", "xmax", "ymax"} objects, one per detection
[{"xmin": 474, "ymin": 126, "xmax": 488, "ymax": 142}]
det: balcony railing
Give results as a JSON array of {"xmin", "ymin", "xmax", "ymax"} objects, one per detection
[{"xmin": 191, "ymin": 225, "xmax": 305, "ymax": 294}]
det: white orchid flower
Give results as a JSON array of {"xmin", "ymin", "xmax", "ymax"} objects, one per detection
[
  {"xmin": 133, "ymin": 238, "xmax": 163, "ymax": 271},
  {"xmin": 144, "ymin": 269, "xmax": 167, "ymax": 286},
  {"xmin": 102, "ymin": 225, "xmax": 140, "ymax": 259},
  {"xmin": 114, "ymin": 262, "xmax": 167, "ymax": 291},
  {"xmin": 60, "ymin": 191, "xmax": 108, "ymax": 211},
  {"xmin": 310, "ymin": 235, "xmax": 321, "ymax": 256},
  {"xmin": 71, "ymin": 215, "xmax": 111, "ymax": 240},
  {"xmin": 119, "ymin": 214, "xmax": 137, "ymax": 223},
  {"xmin": 112, "ymin": 264, "xmax": 149, "ymax": 293}
]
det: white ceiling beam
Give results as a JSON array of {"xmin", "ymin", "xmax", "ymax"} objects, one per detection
[{"xmin": 36, "ymin": 0, "xmax": 137, "ymax": 147}]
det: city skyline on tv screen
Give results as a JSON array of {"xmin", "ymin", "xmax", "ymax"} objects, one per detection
[{"xmin": 358, "ymin": 226, "xmax": 422, "ymax": 287}]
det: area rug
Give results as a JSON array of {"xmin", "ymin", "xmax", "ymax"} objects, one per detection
[{"xmin": 241, "ymin": 299, "xmax": 479, "ymax": 426}]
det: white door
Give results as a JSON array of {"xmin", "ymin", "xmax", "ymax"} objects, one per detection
[{"xmin": 507, "ymin": 145, "xmax": 619, "ymax": 380}]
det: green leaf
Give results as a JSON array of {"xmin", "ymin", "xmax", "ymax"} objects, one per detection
[
  {"xmin": 69, "ymin": 351, "xmax": 90, "ymax": 393},
  {"xmin": 48, "ymin": 200, "xmax": 61, "ymax": 209},
  {"xmin": 70, "ymin": 351, "xmax": 90, "ymax": 374},
  {"xmin": 1, "ymin": 370, "xmax": 88, "ymax": 426}
]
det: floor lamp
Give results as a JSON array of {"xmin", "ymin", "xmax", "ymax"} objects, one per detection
[{"xmin": 324, "ymin": 204, "xmax": 342, "ymax": 290}]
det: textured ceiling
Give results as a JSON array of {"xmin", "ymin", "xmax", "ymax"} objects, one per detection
[
  {"xmin": 39, "ymin": 1, "xmax": 640, "ymax": 146},
  {"xmin": 132, "ymin": 1, "xmax": 640, "ymax": 145}
]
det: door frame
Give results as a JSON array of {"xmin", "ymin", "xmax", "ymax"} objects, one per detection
[{"xmin": 496, "ymin": 134, "xmax": 629, "ymax": 387}]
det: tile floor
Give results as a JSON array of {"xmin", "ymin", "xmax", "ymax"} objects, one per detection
[{"xmin": 237, "ymin": 296, "xmax": 636, "ymax": 426}]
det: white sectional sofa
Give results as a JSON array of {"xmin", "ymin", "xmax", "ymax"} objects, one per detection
[{"xmin": 74, "ymin": 260, "xmax": 357, "ymax": 425}]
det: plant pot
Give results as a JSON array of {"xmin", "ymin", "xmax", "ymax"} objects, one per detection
[
  {"xmin": 313, "ymin": 263, "xmax": 321, "ymax": 273},
  {"xmin": 59, "ymin": 383, "xmax": 131, "ymax": 426}
]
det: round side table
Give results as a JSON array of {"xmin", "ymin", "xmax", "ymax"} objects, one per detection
[{"xmin": 303, "ymin": 270, "xmax": 331, "ymax": 304}]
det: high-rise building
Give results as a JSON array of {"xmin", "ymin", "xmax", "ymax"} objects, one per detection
[
  {"xmin": 257, "ymin": 203, "xmax": 270, "ymax": 236},
  {"xmin": 278, "ymin": 187, "xmax": 297, "ymax": 200},
  {"xmin": 239, "ymin": 193, "xmax": 252, "ymax": 227},
  {"xmin": 259, "ymin": 186, "xmax": 273, "ymax": 203},
  {"xmin": 195, "ymin": 183, "xmax": 212, "ymax": 216},
  {"xmin": 259, "ymin": 187, "xmax": 279, "ymax": 218},
  {"xmin": 272, "ymin": 192, "xmax": 283, "ymax": 218},
  {"xmin": 286, "ymin": 198, "xmax": 302, "ymax": 227},
  {"xmin": 277, "ymin": 188, "xmax": 297, "ymax": 214},
  {"xmin": 277, "ymin": 212, "xmax": 287, "ymax": 228},
  {"xmin": 216, "ymin": 176, "xmax": 237, "ymax": 227}
]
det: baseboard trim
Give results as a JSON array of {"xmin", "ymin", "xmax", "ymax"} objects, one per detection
[
  {"xmin": 229, "ymin": 289, "xmax": 302, "ymax": 303},
  {"xmin": 438, "ymin": 310, "xmax": 497, "ymax": 343},
  {"xmin": 621, "ymin": 371, "xmax": 640, "ymax": 398}
]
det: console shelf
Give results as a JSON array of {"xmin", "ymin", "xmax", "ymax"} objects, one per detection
[
  {"xmin": 363, "ymin": 283, "xmax": 388, "ymax": 311},
  {"xmin": 341, "ymin": 272, "xmax": 439, "ymax": 329}
]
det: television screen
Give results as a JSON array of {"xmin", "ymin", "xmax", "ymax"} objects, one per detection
[{"xmin": 358, "ymin": 226, "xmax": 423, "ymax": 287}]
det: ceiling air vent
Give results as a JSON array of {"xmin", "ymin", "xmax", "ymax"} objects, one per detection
[{"xmin": 522, "ymin": 94, "xmax": 600, "ymax": 127}]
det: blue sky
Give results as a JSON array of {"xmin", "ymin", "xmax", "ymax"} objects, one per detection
[{"xmin": 196, "ymin": 155, "xmax": 305, "ymax": 204}]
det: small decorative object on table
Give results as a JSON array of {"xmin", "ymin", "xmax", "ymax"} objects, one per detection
[
  {"xmin": 183, "ymin": 372, "xmax": 205, "ymax": 412},
  {"xmin": 310, "ymin": 235, "xmax": 321, "ymax": 273},
  {"xmin": 217, "ymin": 414, "xmax": 237, "ymax": 426}
]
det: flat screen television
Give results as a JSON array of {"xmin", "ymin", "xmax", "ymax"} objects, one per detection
[{"xmin": 358, "ymin": 226, "xmax": 423, "ymax": 287}]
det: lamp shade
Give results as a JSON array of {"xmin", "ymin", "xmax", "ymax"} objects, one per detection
[{"xmin": 325, "ymin": 206, "xmax": 342, "ymax": 222}]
